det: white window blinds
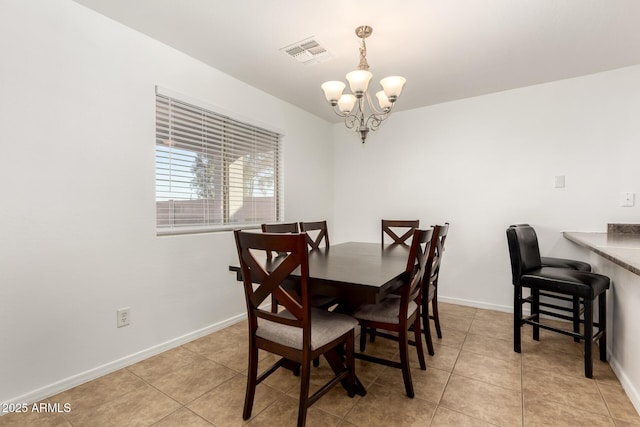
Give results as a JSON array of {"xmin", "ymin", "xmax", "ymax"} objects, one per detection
[{"xmin": 156, "ymin": 91, "xmax": 281, "ymax": 234}]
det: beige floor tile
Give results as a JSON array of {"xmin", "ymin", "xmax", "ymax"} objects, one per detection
[
  {"xmin": 424, "ymin": 343, "xmax": 460, "ymax": 372},
  {"xmin": 65, "ymin": 384, "xmax": 180, "ymax": 427},
  {"xmin": 468, "ymin": 315, "xmax": 512, "ymax": 341},
  {"xmin": 430, "ymin": 406, "xmax": 498, "ymax": 427},
  {"xmin": 188, "ymin": 373, "xmax": 285, "ymax": 427},
  {"xmin": 152, "ymin": 407, "xmax": 214, "ymax": 426},
  {"xmin": 431, "ymin": 326, "xmax": 468, "ymax": 349},
  {"xmin": 257, "ymin": 353, "xmax": 302, "ymax": 393},
  {"xmin": 462, "ymin": 333, "xmax": 521, "ymax": 363},
  {"xmin": 474, "ymin": 309, "xmax": 511, "ymax": 322},
  {"xmin": 247, "ymin": 394, "xmax": 341, "ymax": 427},
  {"xmin": 374, "ymin": 364, "xmax": 450, "ymax": 404},
  {"xmin": 436, "ymin": 302, "xmax": 479, "ymax": 319},
  {"xmin": 521, "ymin": 345, "xmax": 587, "ymax": 379},
  {"xmin": 613, "ymin": 418, "xmax": 640, "ymax": 426},
  {"xmin": 285, "ymin": 363, "xmax": 360, "ymax": 418},
  {"xmin": 204, "ymin": 341, "xmax": 253, "ymax": 372},
  {"xmin": 127, "ymin": 346, "xmax": 208, "ymax": 381},
  {"xmin": 522, "ymin": 365, "xmax": 609, "ymax": 416},
  {"xmin": 145, "ymin": 357, "xmax": 237, "ymax": 404},
  {"xmin": 439, "ymin": 374, "xmax": 522, "ymax": 426},
  {"xmin": 524, "ymin": 395, "xmax": 614, "ymax": 426},
  {"xmin": 0, "ymin": 409, "xmax": 72, "ymax": 427},
  {"xmin": 343, "ymin": 382, "xmax": 436, "ymax": 427},
  {"xmin": 48, "ymin": 369, "xmax": 146, "ymax": 413},
  {"xmin": 437, "ymin": 313, "xmax": 473, "ymax": 333},
  {"xmin": 520, "ymin": 324, "xmax": 584, "ymax": 356},
  {"xmin": 453, "ymin": 350, "xmax": 521, "ymax": 391},
  {"xmin": 183, "ymin": 327, "xmax": 246, "ymax": 358},
  {"xmin": 13, "ymin": 306, "xmax": 639, "ymax": 427},
  {"xmin": 598, "ymin": 383, "xmax": 640, "ymax": 424}
]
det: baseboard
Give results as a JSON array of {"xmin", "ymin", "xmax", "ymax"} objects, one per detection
[
  {"xmin": 438, "ymin": 295, "xmax": 513, "ymax": 313},
  {"xmin": 608, "ymin": 352, "xmax": 640, "ymax": 416},
  {"xmin": 2, "ymin": 313, "xmax": 247, "ymax": 409}
]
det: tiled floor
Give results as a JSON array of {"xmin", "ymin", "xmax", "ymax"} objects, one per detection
[{"xmin": 2, "ymin": 303, "xmax": 640, "ymax": 426}]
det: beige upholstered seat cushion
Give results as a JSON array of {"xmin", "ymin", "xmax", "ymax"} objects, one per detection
[
  {"xmin": 352, "ymin": 294, "xmax": 418, "ymax": 324},
  {"xmin": 257, "ymin": 308, "xmax": 358, "ymax": 351}
]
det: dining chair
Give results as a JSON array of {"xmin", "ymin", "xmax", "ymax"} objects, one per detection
[
  {"xmin": 353, "ymin": 228, "xmax": 434, "ymax": 398},
  {"xmin": 299, "ymin": 220, "xmax": 329, "ymax": 250},
  {"xmin": 506, "ymin": 225, "xmax": 609, "ymax": 378},
  {"xmin": 261, "ymin": 222, "xmax": 301, "ymax": 314},
  {"xmin": 263, "ymin": 221, "xmax": 336, "ymax": 367},
  {"xmin": 381, "ymin": 219, "xmax": 420, "ymax": 245},
  {"xmin": 509, "ymin": 224, "xmax": 591, "ymax": 343},
  {"xmin": 421, "ymin": 223, "xmax": 449, "ymax": 356},
  {"xmin": 234, "ymin": 230, "xmax": 358, "ymax": 426},
  {"xmin": 261, "ymin": 222, "xmax": 300, "ymax": 261}
]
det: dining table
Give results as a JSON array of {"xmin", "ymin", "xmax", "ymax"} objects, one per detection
[
  {"xmin": 229, "ymin": 241, "xmax": 412, "ymax": 309},
  {"xmin": 228, "ymin": 241, "xmax": 413, "ymax": 397}
]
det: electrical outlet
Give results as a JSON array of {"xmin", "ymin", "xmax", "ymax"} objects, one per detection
[
  {"xmin": 621, "ymin": 192, "xmax": 635, "ymax": 207},
  {"xmin": 117, "ymin": 308, "xmax": 130, "ymax": 328}
]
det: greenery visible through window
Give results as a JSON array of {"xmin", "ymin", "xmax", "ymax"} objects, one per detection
[{"xmin": 155, "ymin": 90, "xmax": 281, "ymax": 234}]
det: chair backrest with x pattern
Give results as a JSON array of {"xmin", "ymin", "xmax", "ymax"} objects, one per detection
[
  {"xmin": 261, "ymin": 223, "xmax": 300, "ymax": 261},
  {"xmin": 397, "ymin": 228, "xmax": 434, "ymax": 319},
  {"xmin": 299, "ymin": 220, "xmax": 329, "ymax": 250},
  {"xmin": 424, "ymin": 223, "xmax": 449, "ymax": 298},
  {"xmin": 400, "ymin": 228, "xmax": 433, "ymax": 319},
  {"xmin": 382, "ymin": 219, "xmax": 420, "ymax": 245},
  {"xmin": 234, "ymin": 230, "xmax": 311, "ymax": 333}
]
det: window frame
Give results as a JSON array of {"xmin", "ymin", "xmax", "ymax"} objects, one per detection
[{"xmin": 155, "ymin": 86, "xmax": 283, "ymax": 236}]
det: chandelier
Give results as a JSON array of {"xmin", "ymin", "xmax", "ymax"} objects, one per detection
[{"xmin": 321, "ymin": 25, "xmax": 406, "ymax": 144}]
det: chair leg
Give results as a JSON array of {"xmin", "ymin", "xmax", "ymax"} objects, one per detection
[
  {"xmin": 413, "ymin": 316, "xmax": 426, "ymax": 370},
  {"xmin": 584, "ymin": 298, "xmax": 593, "ymax": 379},
  {"xmin": 422, "ymin": 298, "xmax": 435, "ymax": 356},
  {"xmin": 599, "ymin": 292, "xmax": 607, "ymax": 362},
  {"xmin": 359, "ymin": 323, "xmax": 368, "ymax": 352},
  {"xmin": 297, "ymin": 359, "xmax": 311, "ymax": 427},
  {"xmin": 398, "ymin": 327, "xmax": 414, "ymax": 398},
  {"xmin": 514, "ymin": 284, "xmax": 522, "ymax": 353},
  {"xmin": 243, "ymin": 342, "xmax": 259, "ymax": 420},
  {"xmin": 432, "ymin": 292, "xmax": 442, "ymax": 339},
  {"xmin": 345, "ymin": 331, "xmax": 356, "ymax": 398},
  {"xmin": 573, "ymin": 296, "xmax": 581, "ymax": 343},
  {"xmin": 532, "ymin": 288, "xmax": 540, "ymax": 341},
  {"xmin": 313, "ymin": 357, "xmax": 320, "ymax": 367}
]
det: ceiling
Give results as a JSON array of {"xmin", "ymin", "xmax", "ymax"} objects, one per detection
[{"xmin": 72, "ymin": 0, "xmax": 640, "ymax": 123}]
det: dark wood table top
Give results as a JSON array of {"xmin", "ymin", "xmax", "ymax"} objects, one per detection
[{"xmin": 230, "ymin": 241, "xmax": 411, "ymax": 306}]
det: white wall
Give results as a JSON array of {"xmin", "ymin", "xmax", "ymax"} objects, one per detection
[
  {"xmin": 333, "ymin": 64, "xmax": 640, "ymax": 310},
  {"xmin": 0, "ymin": 0, "xmax": 334, "ymax": 404}
]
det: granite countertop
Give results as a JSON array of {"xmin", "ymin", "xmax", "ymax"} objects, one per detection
[{"xmin": 563, "ymin": 231, "xmax": 640, "ymax": 276}]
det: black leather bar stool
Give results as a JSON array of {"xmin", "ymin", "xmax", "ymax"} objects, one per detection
[
  {"xmin": 510, "ymin": 224, "xmax": 590, "ymax": 342},
  {"xmin": 506, "ymin": 225, "xmax": 609, "ymax": 378}
]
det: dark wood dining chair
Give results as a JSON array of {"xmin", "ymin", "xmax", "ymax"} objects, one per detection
[
  {"xmin": 261, "ymin": 222, "xmax": 299, "ymax": 261},
  {"xmin": 261, "ymin": 222, "xmax": 301, "ymax": 314},
  {"xmin": 234, "ymin": 230, "xmax": 358, "ymax": 426},
  {"xmin": 353, "ymin": 228, "xmax": 434, "ymax": 398},
  {"xmin": 381, "ymin": 219, "xmax": 420, "ymax": 245},
  {"xmin": 421, "ymin": 223, "xmax": 449, "ymax": 356},
  {"xmin": 299, "ymin": 220, "xmax": 329, "ymax": 250}
]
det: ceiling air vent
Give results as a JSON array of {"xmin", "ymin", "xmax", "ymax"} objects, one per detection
[{"xmin": 280, "ymin": 37, "xmax": 332, "ymax": 65}]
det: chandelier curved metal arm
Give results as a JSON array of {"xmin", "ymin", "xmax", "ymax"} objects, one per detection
[{"xmin": 321, "ymin": 25, "xmax": 406, "ymax": 144}]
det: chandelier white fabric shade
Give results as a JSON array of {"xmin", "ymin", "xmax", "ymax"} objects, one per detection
[{"xmin": 321, "ymin": 25, "xmax": 406, "ymax": 143}]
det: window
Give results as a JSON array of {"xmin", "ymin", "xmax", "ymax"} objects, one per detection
[{"xmin": 155, "ymin": 88, "xmax": 281, "ymax": 234}]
